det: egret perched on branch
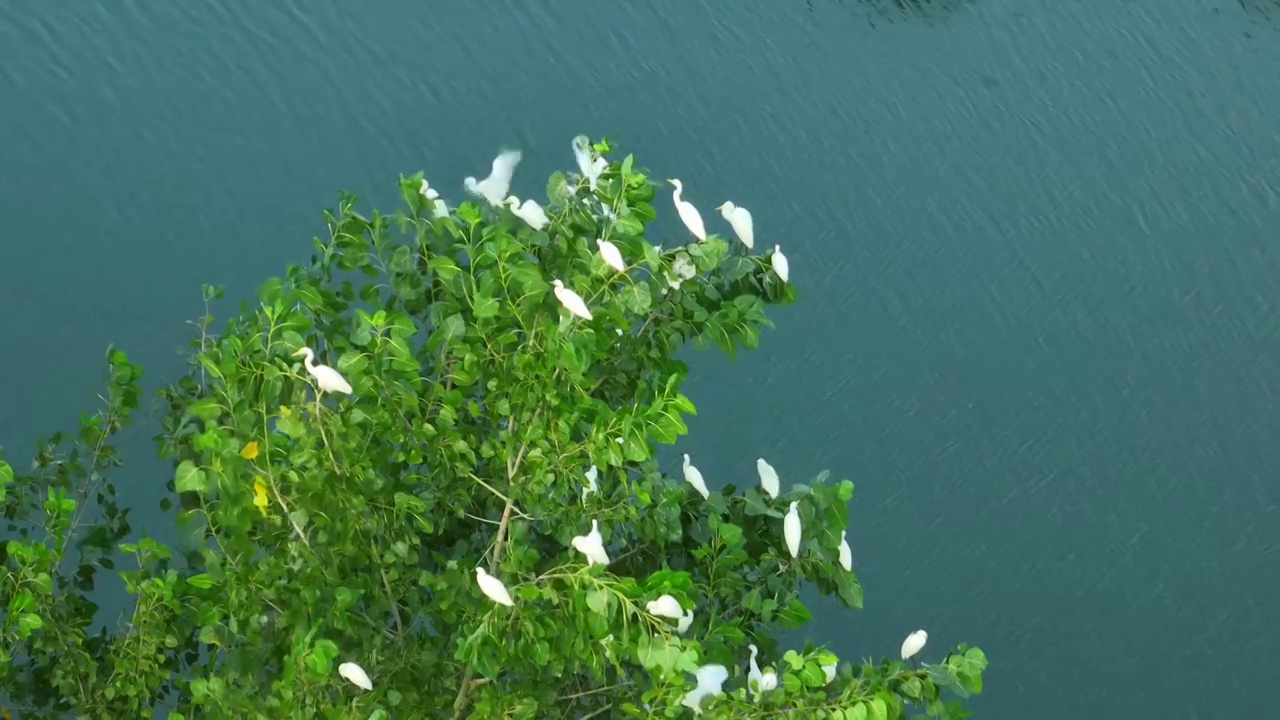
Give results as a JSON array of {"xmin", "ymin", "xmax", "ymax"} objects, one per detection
[
  {"xmin": 581, "ymin": 464, "xmax": 599, "ymax": 503},
  {"xmin": 681, "ymin": 663, "xmax": 728, "ymax": 715},
  {"xmin": 756, "ymin": 458, "xmax": 779, "ymax": 499},
  {"xmin": 475, "ymin": 567, "xmax": 514, "ymax": 607},
  {"xmin": 572, "ymin": 135, "xmax": 607, "ymax": 191},
  {"xmin": 293, "ymin": 347, "xmax": 352, "ymax": 397},
  {"xmin": 682, "ymin": 454, "xmax": 710, "ymax": 499},
  {"xmin": 552, "ymin": 279, "xmax": 593, "ymax": 321},
  {"xmin": 418, "ymin": 179, "xmax": 450, "ymax": 219},
  {"xmin": 338, "ymin": 661, "xmax": 372, "ymax": 691},
  {"xmin": 465, "ymin": 149, "xmax": 522, "ymax": 206},
  {"xmin": 571, "ymin": 519, "xmax": 610, "ymax": 567},
  {"xmin": 901, "ymin": 629, "xmax": 928, "ymax": 663},
  {"xmin": 837, "ymin": 530, "xmax": 852, "ymax": 572},
  {"xmin": 504, "ymin": 195, "xmax": 549, "ymax": 231},
  {"xmin": 645, "ymin": 594, "xmax": 683, "ymax": 619},
  {"xmin": 667, "ymin": 179, "xmax": 706, "ymax": 241},
  {"xmin": 715, "ymin": 201, "xmax": 754, "ymax": 249},
  {"xmin": 677, "ymin": 608, "xmax": 695, "ymax": 634},
  {"xmin": 747, "ymin": 644, "xmax": 778, "ymax": 699},
  {"xmin": 783, "ymin": 501, "xmax": 802, "ymax": 558},
  {"xmin": 596, "ymin": 238, "xmax": 626, "ymax": 273},
  {"xmin": 771, "ymin": 245, "xmax": 790, "ymax": 283}
]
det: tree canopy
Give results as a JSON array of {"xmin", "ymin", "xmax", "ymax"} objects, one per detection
[{"xmin": 1, "ymin": 139, "xmax": 987, "ymax": 718}]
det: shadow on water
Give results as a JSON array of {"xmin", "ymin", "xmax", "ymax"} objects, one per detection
[{"xmin": 806, "ymin": 0, "xmax": 971, "ymax": 25}]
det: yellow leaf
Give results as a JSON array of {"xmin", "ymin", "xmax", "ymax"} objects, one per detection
[
  {"xmin": 253, "ymin": 476, "xmax": 270, "ymax": 517},
  {"xmin": 3, "ymin": 706, "xmax": 11, "ymax": 720},
  {"xmin": 240, "ymin": 440, "xmax": 260, "ymax": 460}
]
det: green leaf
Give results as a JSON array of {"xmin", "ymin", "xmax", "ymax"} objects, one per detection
[
  {"xmin": 474, "ymin": 294, "xmax": 500, "ymax": 318},
  {"xmin": 614, "ymin": 216, "xmax": 643, "ymax": 236},
  {"xmin": 847, "ymin": 704, "xmax": 868, "ymax": 720},
  {"xmin": 868, "ymin": 697, "xmax": 888, "ymax": 720},
  {"xmin": 187, "ymin": 396, "xmax": 222, "ymax": 422},
  {"xmin": 174, "ymin": 460, "xmax": 207, "ymax": 493},
  {"xmin": 546, "ymin": 171, "xmax": 569, "ymax": 204},
  {"xmin": 777, "ymin": 598, "xmax": 812, "ymax": 628},
  {"xmin": 585, "ymin": 589, "xmax": 611, "ymax": 616},
  {"xmin": 186, "ymin": 573, "xmax": 215, "ymax": 589}
]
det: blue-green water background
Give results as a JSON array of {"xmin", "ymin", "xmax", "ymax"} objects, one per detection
[{"xmin": 3, "ymin": 1, "xmax": 1280, "ymax": 716}]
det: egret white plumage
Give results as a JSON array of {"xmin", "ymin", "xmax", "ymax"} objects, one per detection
[
  {"xmin": 596, "ymin": 238, "xmax": 626, "ymax": 273},
  {"xmin": 682, "ymin": 454, "xmax": 710, "ymax": 499},
  {"xmin": 571, "ymin": 519, "xmax": 611, "ymax": 567},
  {"xmin": 837, "ymin": 530, "xmax": 852, "ymax": 572},
  {"xmin": 747, "ymin": 644, "xmax": 778, "ymax": 698},
  {"xmin": 667, "ymin": 179, "xmax": 707, "ymax": 241},
  {"xmin": 464, "ymin": 150, "xmax": 522, "ymax": 206},
  {"xmin": 418, "ymin": 179, "xmax": 450, "ymax": 219},
  {"xmin": 475, "ymin": 567, "xmax": 514, "ymax": 607},
  {"xmin": 756, "ymin": 458, "xmax": 779, "ymax": 499},
  {"xmin": 823, "ymin": 662, "xmax": 837, "ymax": 685},
  {"xmin": 901, "ymin": 629, "xmax": 928, "ymax": 662},
  {"xmin": 338, "ymin": 661, "xmax": 372, "ymax": 691},
  {"xmin": 293, "ymin": 347, "xmax": 353, "ymax": 396},
  {"xmin": 572, "ymin": 135, "xmax": 607, "ymax": 191},
  {"xmin": 771, "ymin": 245, "xmax": 790, "ymax": 283},
  {"xmin": 681, "ymin": 663, "xmax": 728, "ymax": 715},
  {"xmin": 715, "ymin": 201, "xmax": 755, "ymax": 249},
  {"xmin": 504, "ymin": 195, "xmax": 549, "ymax": 231},
  {"xmin": 552, "ymin": 279, "xmax": 593, "ymax": 321},
  {"xmin": 645, "ymin": 594, "xmax": 683, "ymax": 619},
  {"xmin": 581, "ymin": 464, "xmax": 599, "ymax": 503},
  {"xmin": 677, "ymin": 608, "xmax": 695, "ymax": 634},
  {"xmin": 783, "ymin": 501, "xmax": 802, "ymax": 559}
]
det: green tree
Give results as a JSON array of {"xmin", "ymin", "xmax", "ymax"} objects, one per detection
[{"xmin": 1, "ymin": 139, "xmax": 986, "ymax": 718}]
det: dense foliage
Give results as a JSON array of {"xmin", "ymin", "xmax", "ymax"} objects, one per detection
[{"xmin": 1, "ymin": 140, "xmax": 987, "ymax": 718}]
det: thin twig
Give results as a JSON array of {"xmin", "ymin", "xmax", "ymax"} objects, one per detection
[{"xmin": 371, "ymin": 537, "xmax": 405, "ymax": 638}]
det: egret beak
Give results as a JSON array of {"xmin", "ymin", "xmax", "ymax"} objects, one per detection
[
  {"xmin": 666, "ymin": 178, "xmax": 676, "ymax": 185},
  {"xmin": 715, "ymin": 203, "xmax": 726, "ymax": 211},
  {"xmin": 291, "ymin": 349, "xmax": 306, "ymax": 357}
]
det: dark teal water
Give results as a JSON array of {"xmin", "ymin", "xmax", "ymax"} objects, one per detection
[{"xmin": 4, "ymin": 1, "xmax": 1280, "ymax": 716}]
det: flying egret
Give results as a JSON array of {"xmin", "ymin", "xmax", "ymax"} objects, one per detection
[
  {"xmin": 338, "ymin": 661, "xmax": 372, "ymax": 691},
  {"xmin": 715, "ymin": 201, "xmax": 754, "ymax": 249},
  {"xmin": 596, "ymin": 238, "xmax": 626, "ymax": 273},
  {"xmin": 901, "ymin": 629, "xmax": 928, "ymax": 663},
  {"xmin": 572, "ymin": 135, "xmax": 607, "ymax": 191},
  {"xmin": 293, "ymin": 347, "xmax": 353, "ymax": 396},
  {"xmin": 581, "ymin": 464, "xmax": 599, "ymax": 503},
  {"xmin": 756, "ymin": 458, "xmax": 779, "ymax": 499},
  {"xmin": 783, "ymin": 501, "xmax": 802, "ymax": 559},
  {"xmin": 837, "ymin": 530, "xmax": 852, "ymax": 572},
  {"xmin": 465, "ymin": 149, "xmax": 522, "ymax": 206},
  {"xmin": 771, "ymin": 245, "xmax": 790, "ymax": 283},
  {"xmin": 823, "ymin": 662, "xmax": 837, "ymax": 685},
  {"xmin": 552, "ymin": 279, "xmax": 593, "ymax": 321},
  {"xmin": 571, "ymin": 519, "xmax": 611, "ymax": 567},
  {"xmin": 667, "ymin": 179, "xmax": 707, "ymax": 241},
  {"xmin": 475, "ymin": 567, "xmax": 514, "ymax": 607},
  {"xmin": 682, "ymin": 454, "xmax": 710, "ymax": 499},
  {"xmin": 747, "ymin": 644, "xmax": 778, "ymax": 699},
  {"xmin": 503, "ymin": 195, "xmax": 549, "ymax": 231},
  {"xmin": 681, "ymin": 663, "xmax": 728, "ymax": 715},
  {"xmin": 645, "ymin": 594, "xmax": 683, "ymax": 619},
  {"xmin": 677, "ymin": 608, "xmax": 695, "ymax": 634}
]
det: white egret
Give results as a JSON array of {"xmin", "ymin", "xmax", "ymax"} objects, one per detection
[
  {"xmin": 667, "ymin": 179, "xmax": 707, "ymax": 241},
  {"xmin": 756, "ymin": 458, "xmax": 779, "ymax": 500},
  {"xmin": 475, "ymin": 567, "xmax": 514, "ymax": 607},
  {"xmin": 418, "ymin": 179, "xmax": 450, "ymax": 219},
  {"xmin": 676, "ymin": 608, "xmax": 695, "ymax": 634},
  {"xmin": 596, "ymin": 238, "xmax": 626, "ymax": 273},
  {"xmin": 504, "ymin": 195, "xmax": 549, "ymax": 231},
  {"xmin": 293, "ymin": 347, "xmax": 353, "ymax": 396},
  {"xmin": 747, "ymin": 644, "xmax": 778, "ymax": 699},
  {"xmin": 682, "ymin": 454, "xmax": 710, "ymax": 499},
  {"xmin": 823, "ymin": 661, "xmax": 837, "ymax": 685},
  {"xmin": 581, "ymin": 464, "xmax": 599, "ymax": 503},
  {"xmin": 552, "ymin": 279, "xmax": 593, "ymax": 321},
  {"xmin": 572, "ymin": 135, "xmax": 607, "ymax": 191},
  {"xmin": 901, "ymin": 629, "xmax": 928, "ymax": 662},
  {"xmin": 645, "ymin": 594, "xmax": 683, "ymax": 619},
  {"xmin": 771, "ymin": 245, "xmax": 790, "ymax": 283},
  {"xmin": 681, "ymin": 663, "xmax": 728, "ymax": 715},
  {"xmin": 715, "ymin": 201, "xmax": 754, "ymax": 249},
  {"xmin": 783, "ymin": 501, "xmax": 802, "ymax": 559},
  {"xmin": 837, "ymin": 530, "xmax": 852, "ymax": 572},
  {"xmin": 464, "ymin": 149, "xmax": 522, "ymax": 206},
  {"xmin": 571, "ymin": 519, "xmax": 611, "ymax": 567},
  {"xmin": 338, "ymin": 661, "xmax": 372, "ymax": 691}
]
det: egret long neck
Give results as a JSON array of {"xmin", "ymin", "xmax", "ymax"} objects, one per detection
[{"xmin": 302, "ymin": 350, "xmax": 316, "ymax": 372}]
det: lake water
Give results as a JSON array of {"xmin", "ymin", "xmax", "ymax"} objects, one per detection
[{"xmin": 3, "ymin": 1, "xmax": 1279, "ymax": 716}]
